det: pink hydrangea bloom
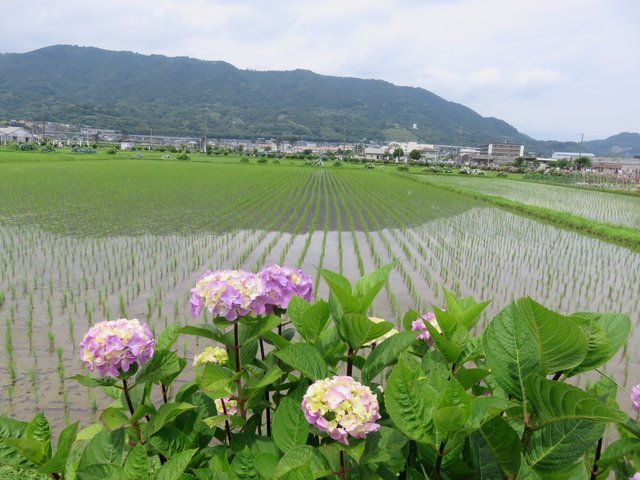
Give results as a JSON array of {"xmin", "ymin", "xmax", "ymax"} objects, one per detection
[
  {"xmin": 79, "ymin": 319, "xmax": 155, "ymax": 378},
  {"xmin": 258, "ymin": 264, "xmax": 313, "ymax": 313},
  {"xmin": 630, "ymin": 473, "xmax": 640, "ymax": 480},
  {"xmin": 189, "ymin": 269, "xmax": 266, "ymax": 321},
  {"xmin": 411, "ymin": 312, "xmax": 441, "ymax": 346},
  {"xmin": 301, "ymin": 376, "xmax": 380, "ymax": 445},
  {"xmin": 215, "ymin": 397, "xmax": 238, "ymax": 416},
  {"xmin": 631, "ymin": 384, "xmax": 640, "ymax": 412}
]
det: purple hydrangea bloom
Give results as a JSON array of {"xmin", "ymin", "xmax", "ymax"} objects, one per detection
[
  {"xmin": 301, "ymin": 375, "xmax": 380, "ymax": 445},
  {"xmin": 189, "ymin": 269, "xmax": 267, "ymax": 321},
  {"xmin": 411, "ymin": 312, "xmax": 441, "ymax": 346},
  {"xmin": 79, "ymin": 319, "xmax": 155, "ymax": 378},
  {"xmin": 631, "ymin": 384, "xmax": 640, "ymax": 412},
  {"xmin": 258, "ymin": 264, "xmax": 313, "ymax": 313},
  {"xmin": 631, "ymin": 474, "xmax": 640, "ymax": 480}
]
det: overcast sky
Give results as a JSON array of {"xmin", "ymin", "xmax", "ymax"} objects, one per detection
[{"xmin": 2, "ymin": 0, "xmax": 637, "ymax": 141}]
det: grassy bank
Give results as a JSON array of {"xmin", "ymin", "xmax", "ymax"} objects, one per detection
[{"xmin": 411, "ymin": 174, "xmax": 640, "ymax": 252}]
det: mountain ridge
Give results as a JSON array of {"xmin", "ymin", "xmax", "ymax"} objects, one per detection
[{"xmin": 0, "ymin": 45, "xmax": 637, "ymax": 155}]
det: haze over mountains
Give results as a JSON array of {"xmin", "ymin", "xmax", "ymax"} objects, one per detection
[{"xmin": 0, "ymin": 45, "xmax": 638, "ymax": 156}]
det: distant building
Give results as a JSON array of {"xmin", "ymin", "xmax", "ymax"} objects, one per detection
[
  {"xmin": 364, "ymin": 147, "xmax": 387, "ymax": 161},
  {"xmin": 477, "ymin": 143, "xmax": 525, "ymax": 164},
  {"xmin": 551, "ymin": 152, "xmax": 595, "ymax": 160},
  {"xmin": 120, "ymin": 140, "xmax": 135, "ymax": 150},
  {"xmin": 0, "ymin": 126, "xmax": 34, "ymax": 143}
]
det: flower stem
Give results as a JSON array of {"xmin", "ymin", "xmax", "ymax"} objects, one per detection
[
  {"xmin": 433, "ymin": 440, "xmax": 446, "ymax": 480},
  {"xmin": 234, "ymin": 322, "xmax": 246, "ymax": 419},
  {"xmin": 346, "ymin": 347, "xmax": 354, "ymax": 377},
  {"xmin": 220, "ymin": 398, "xmax": 233, "ymax": 445},
  {"xmin": 339, "ymin": 449, "xmax": 347, "ymax": 478},
  {"xmin": 122, "ymin": 378, "xmax": 142, "ymax": 444},
  {"xmin": 259, "ymin": 337, "xmax": 272, "ymax": 436},
  {"xmin": 590, "ymin": 437, "xmax": 603, "ymax": 480}
]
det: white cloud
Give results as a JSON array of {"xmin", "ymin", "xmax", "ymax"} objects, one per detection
[{"xmin": 0, "ymin": 0, "xmax": 638, "ymax": 139}]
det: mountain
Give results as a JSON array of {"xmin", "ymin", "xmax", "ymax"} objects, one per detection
[
  {"xmin": 582, "ymin": 132, "xmax": 640, "ymax": 157},
  {"xmin": 0, "ymin": 44, "xmax": 580, "ymax": 150}
]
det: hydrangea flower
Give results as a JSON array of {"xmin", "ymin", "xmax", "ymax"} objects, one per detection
[
  {"xmin": 630, "ymin": 474, "xmax": 640, "ymax": 480},
  {"xmin": 216, "ymin": 397, "xmax": 238, "ymax": 416},
  {"xmin": 258, "ymin": 264, "xmax": 313, "ymax": 313},
  {"xmin": 631, "ymin": 384, "xmax": 640, "ymax": 412},
  {"xmin": 411, "ymin": 312, "xmax": 441, "ymax": 346},
  {"xmin": 363, "ymin": 316, "xmax": 398, "ymax": 347},
  {"xmin": 301, "ymin": 375, "xmax": 381, "ymax": 445},
  {"xmin": 193, "ymin": 346, "xmax": 228, "ymax": 367},
  {"xmin": 79, "ymin": 319, "xmax": 155, "ymax": 378},
  {"xmin": 189, "ymin": 269, "xmax": 266, "ymax": 321}
]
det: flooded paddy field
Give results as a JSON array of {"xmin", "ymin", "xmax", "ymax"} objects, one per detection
[{"xmin": 1, "ymin": 159, "xmax": 639, "ymax": 433}]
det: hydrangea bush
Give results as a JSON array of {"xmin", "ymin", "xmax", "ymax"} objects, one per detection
[
  {"xmin": 302, "ymin": 376, "xmax": 381, "ymax": 445},
  {"xmin": 2, "ymin": 265, "xmax": 640, "ymax": 479},
  {"xmin": 79, "ymin": 318, "xmax": 155, "ymax": 377}
]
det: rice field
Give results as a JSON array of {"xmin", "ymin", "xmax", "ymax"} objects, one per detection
[
  {"xmin": 417, "ymin": 174, "xmax": 640, "ymax": 229},
  {"xmin": 1, "ymin": 157, "xmax": 639, "ymax": 432}
]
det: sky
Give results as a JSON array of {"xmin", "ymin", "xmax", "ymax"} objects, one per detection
[{"xmin": 1, "ymin": 0, "xmax": 638, "ymax": 142}]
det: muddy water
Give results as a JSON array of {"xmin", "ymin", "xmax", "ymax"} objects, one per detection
[{"xmin": 1, "ymin": 208, "xmax": 639, "ymax": 433}]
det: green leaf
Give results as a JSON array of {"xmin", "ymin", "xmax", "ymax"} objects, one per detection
[
  {"xmin": 272, "ymin": 446, "xmax": 331, "ymax": 479},
  {"xmin": 524, "ymin": 419, "xmax": 604, "ymax": 473},
  {"xmin": 78, "ymin": 429, "xmax": 124, "ymax": 471},
  {"xmin": 272, "ymin": 397, "xmax": 309, "ymax": 453},
  {"xmin": 524, "ymin": 375, "xmax": 626, "ymax": 428},
  {"xmin": 135, "ymin": 349, "xmax": 184, "ymax": 385},
  {"xmin": 274, "ymin": 344, "xmax": 328, "ymax": 380},
  {"xmin": 433, "ymin": 378, "xmax": 470, "ymax": 437},
  {"xmin": 455, "ymin": 367, "xmax": 490, "ymax": 390},
  {"xmin": 3, "ymin": 438, "xmax": 47, "ymax": 465},
  {"xmin": 288, "ymin": 297, "xmax": 330, "ymax": 343},
  {"xmin": 146, "ymin": 402, "xmax": 196, "ymax": 437},
  {"xmin": 37, "ymin": 421, "xmax": 78, "ymax": 474},
  {"xmin": 197, "ymin": 363, "xmax": 237, "ymax": 398},
  {"xmin": 516, "ymin": 298, "xmax": 588, "ymax": 374},
  {"xmin": 155, "ymin": 448, "xmax": 197, "ymax": 480},
  {"xmin": 354, "ymin": 264, "xmax": 392, "ymax": 313},
  {"xmin": 254, "ymin": 452, "xmax": 279, "ymax": 479},
  {"xmin": 441, "ymin": 287, "xmax": 491, "ymax": 330},
  {"xmin": 245, "ymin": 366, "xmax": 284, "ymax": 398},
  {"xmin": 230, "ymin": 447, "xmax": 256, "ymax": 479},
  {"xmin": 318, "ymin": 269, "xmax": 352, "ymax": 293},
  {"xmin": 360, "ymin": 426, "xmax": 408, "ymax": 468},
  {"xmin": 361, "ymin": 331, "xmax": 416, "ymax": 384},
  {"xmin": 424, "ymin": 320, "xmax": 463, "ymax": 363},
  {"xmin": 241, "ymin": 315, "xmax": 282, "ymax": 343},
  {"xmin": 402, "ymin": 309, "xmax": 420, "ymax": 331},
  {"xmin": 567, "ymin": 312, "xmax": 630, "ymax": 375},
  {"xmin": 75, "ymin": 423, "xmax": 102, "ymax": 442},
  {"xmin": 149, "ymin": 426, "xmax": 191, "ymax": 459},
  {"xmin": 179, "ymin": 324, "xmax": 225, "ymax": 343},
  {"xmin": 597, "ymin": 437, "xmax": 640, "ymax": 471},
  {"xmin": 0, "ymin": 417, "xmax": 31, "ymax": 468},
  {"xmin": 100, "ymin": 407, "xmax": 130, "ymax": 432},
  {"xmin": 156, "ymin": 322, "xmax": 183, "ymax": 351},
  {"xmin": 483, "ymin": 301, "xmax": 542, "ymax": 401},
  {"xmin": 123, "ymin": 444, "xmax": 149, "ymax": 480},
  {"xmin": 70, "ymin": 374, "xmax": 117, "ymax": 388},
  {"xmin": 384, "ymin": 356, "xmax": 437, "ymax": 445},
  {"xmin": 319, "ymin": 269, "xmax": 360, "ymax": 313},
  {"xmin": 516, "ymin": 454, "xmax": 541, "ymax": 480},
  {"xmin": 338, "ymin": 313, "xmax": 393, "ymax": 351},
  {"xmin": 76, "ymin": 463, "xmax": 125, "ymax": 480},
  {"xmin": 470, "ymin": 416, "xmax": 521, "ymax": 479}
]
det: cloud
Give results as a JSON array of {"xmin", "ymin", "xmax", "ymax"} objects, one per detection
[{"xmin": 0, "ymin": 0, "xmax": 638, "ymax": 139}]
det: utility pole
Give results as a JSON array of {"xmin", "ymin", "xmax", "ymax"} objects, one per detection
[
  {"xmin": 203, "ymin": 111, "xmax": 208, "ymax": 154},
  {"xmin": 41, "ymin": 104, "xmax": 46, "ymax": 141}
]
